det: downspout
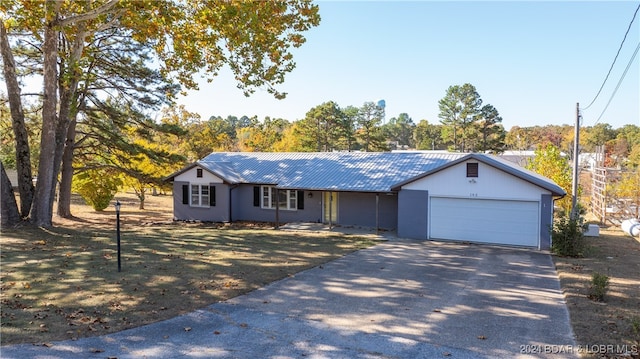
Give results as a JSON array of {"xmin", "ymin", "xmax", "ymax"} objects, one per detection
[
  {"xmin": 275, "ymin": 188, "xmax": 280, "ymax": 230},
  {"xmin": 376, "ymin": 193, "xmax": 379, "ymax": 235}
]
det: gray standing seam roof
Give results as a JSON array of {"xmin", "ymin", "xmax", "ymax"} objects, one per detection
[
  {"xmin": 187, "ymin": 152, "xmax": 565, "ymax": 196},
  {"xmin": 197, "ymin": 152, "xmax": 466, "ymax": 192}
]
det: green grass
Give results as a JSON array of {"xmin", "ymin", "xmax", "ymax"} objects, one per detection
[{"xmin": 1, "ymin": 223, "xmax": 375, "ymax": 345}]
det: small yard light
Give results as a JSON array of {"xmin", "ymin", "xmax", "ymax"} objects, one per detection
[{"xmin": 115, "ymin": 200, "xmax": 122, "ymax": 272}]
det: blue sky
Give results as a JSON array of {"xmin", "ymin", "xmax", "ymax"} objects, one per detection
[{"xmin": 177, "ymin": 1, "xmax": 640, "ymax": 131}]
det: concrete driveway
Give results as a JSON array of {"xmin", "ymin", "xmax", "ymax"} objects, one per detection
[{"xmin": 1, "ymin": 240, "xmax": 577, "ymax": 358}]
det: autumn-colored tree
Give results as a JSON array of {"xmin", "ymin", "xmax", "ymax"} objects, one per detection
[
  {"xmin": 526, "ymin": 144, "xmax": 574, "ymax": 214},
  {"xmin": 112, "ymin": 122, "xmax": 186, "ymax": 209},
  {"xmin": 627, "ymin": 143, "xmax": 640, "ymax": 169},
  {"xmin": 413, "ymin": 120, "xmax": 444, "ymax": 150},
  {"xmin": 1, "ymin": 0, "xmax": 320, "ymax": 227},
  {"xmin": 158, "ymin": 105, "xmax": 201, "ymax": 162},
  {"xmin": 72, "ymin": 168, "xmax": 122, "ymax": 211},
  {"xmin": 273, "ymin": 122, "xmax": 305, "ymax": 152},
  {"xmin": 185, "ymin": 118, "xmax": 235, "ymax": 157},
  {"xmin": 237, "ymin": 117, "xmax": 290, "ymax": 152},
  {"xmin": 505, "ymin": 126, "xmax": 533, "ymax": 151},
  {"xmin": 607, "ymin": 171, "xmax": 640, "ymax": 218},
  {"xmin": 581, "ymin": 123, "xmax": 616, "ymax": 152}
]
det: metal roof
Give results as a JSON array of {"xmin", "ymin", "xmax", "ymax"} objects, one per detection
[
  {"xmin": 194, "ymin": 152, "xmax": 464, "ymax": 192},
  {"xmin": 167, "ymin": 152, "xmax": 566, "ymax": 195}
]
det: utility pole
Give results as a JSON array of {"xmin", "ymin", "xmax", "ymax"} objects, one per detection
[{"xmin": 571, "ymin": 102, "xmax": 580, "ymax": 219}]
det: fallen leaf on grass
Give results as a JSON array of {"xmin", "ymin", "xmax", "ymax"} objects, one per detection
[{"xmin": 34, "ymin": 311, "xmax": 48, "ymax": 319}]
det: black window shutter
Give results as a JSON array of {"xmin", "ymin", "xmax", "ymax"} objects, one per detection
[
  {"xmin": 182, "ymin": 184, "xmax": 189, "ymax": 205},
  {"xmin": 253, "ymin": 186, "xmax": 260, "ymax": 206},
  {"xmin": 297, "ymin": 190, "xmax": 304, "ymax": 210},
  {"xmin": 210, "ymin": 185, "xmax": 216, "ymax": 206}
]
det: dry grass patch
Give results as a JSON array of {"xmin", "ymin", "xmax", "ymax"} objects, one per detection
[
  {"xmin": 0, "ymin": 193, "xmax": 375, "ymax": 345},
  {"xmin": 553, "ymin": 227, "xmax": 640, "ymax": 358}
]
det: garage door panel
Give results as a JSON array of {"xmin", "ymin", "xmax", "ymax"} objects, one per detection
[{"xmin": 430, "ymin": 197, "xmax": 539, "ymax": 247}]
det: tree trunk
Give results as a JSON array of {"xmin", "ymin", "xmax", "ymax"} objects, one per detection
[
  {"xmin": 1, "ymin": 162, "xmax": 21, "ymax": 228},
  {"xmin": 0, "ymin": 21, "xmax": 34, "ymax": 218},
  {"xmin": 53, "ymin": 83, "xmax": 76, "ymax": 217},
  {"xmin": 53, "ymin": 24, "xmax": 85, "ymax": 217},
  {"xmin": 138, "ymin": 188, "xmax": 146, "ymax": 210},
  {"xmin": 57, "ymin": 117, "xmax": 77, "ymax": 218},
  {"xmin": 30, "ymin": 18, "xmax": 59, "ymax": 227}
]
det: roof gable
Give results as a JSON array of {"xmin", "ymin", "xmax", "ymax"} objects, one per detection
[{"xmin": 392, "ymin": 153, "xmax": 566, "ymax": 196}]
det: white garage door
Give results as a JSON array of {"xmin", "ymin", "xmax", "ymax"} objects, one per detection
[{"xmin": 430, "ymin": 197, "xmax": 539, "ymax": 247}]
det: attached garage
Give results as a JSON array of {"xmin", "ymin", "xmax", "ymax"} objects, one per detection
[
  {"xmin": 394, "ymin": 155, "xmax": 566, "ymax": 249},
  {"xmin": 429, "ymin": 197, "xmax": 539, "ymax": 247}
]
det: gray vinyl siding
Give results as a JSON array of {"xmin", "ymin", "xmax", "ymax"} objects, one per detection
[
  {"xmin": 338, "ymin": 192, "xmax": 398, "ymax": 230},
  {"xmin": 397, "ymin": 190, "xmax": 429, "ymax": 239},
  {"xmin": 231, "ymin": 185, "xmax": 322, "ymax": 224},
  {"xmin": 540, "ymin": 194, "xmax": 553, "ymax": 250},
  {"xmin": 172, "ymin": 181, "xmax": 230, "ymax": 222}
]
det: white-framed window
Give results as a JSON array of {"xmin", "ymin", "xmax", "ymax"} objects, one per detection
[
  {"xmin": 190, "ymin": 184, "xmax": 210, "ymax": 207},
  {"xmin": 261, "ymin": 186, "xmax": 297, "ymax": 210}
]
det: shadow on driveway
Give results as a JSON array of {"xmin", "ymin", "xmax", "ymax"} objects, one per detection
[{"xmin": 0, "ymin": 240, "xmax": 577, "ymax": 358}]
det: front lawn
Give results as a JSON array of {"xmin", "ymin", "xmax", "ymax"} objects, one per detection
[
  {"xmin": 553, "ymin": 227, "xmax": 640, "ymax": 358},
  {"xmin": 0, "ymin": 194, "xmax": 375, "ymax": 345}
]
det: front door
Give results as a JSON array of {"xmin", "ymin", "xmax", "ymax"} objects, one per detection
[{"xmin": 323, "ymin": 192, "xmax": 338, "ymax": 225}]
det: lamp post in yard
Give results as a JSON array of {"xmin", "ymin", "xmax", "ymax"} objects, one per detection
[{"xmin": 115, "ymin": 200, "xmax": 122, "ymax": 272}]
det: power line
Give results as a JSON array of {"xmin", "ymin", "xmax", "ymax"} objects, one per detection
[
  {"xmin": 582, "ymin": 3, "xmax": 640, "ymax": 111},
  {"xmin": 593, "ymin": 40, "xmax": 640, "ymax": 125}
]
